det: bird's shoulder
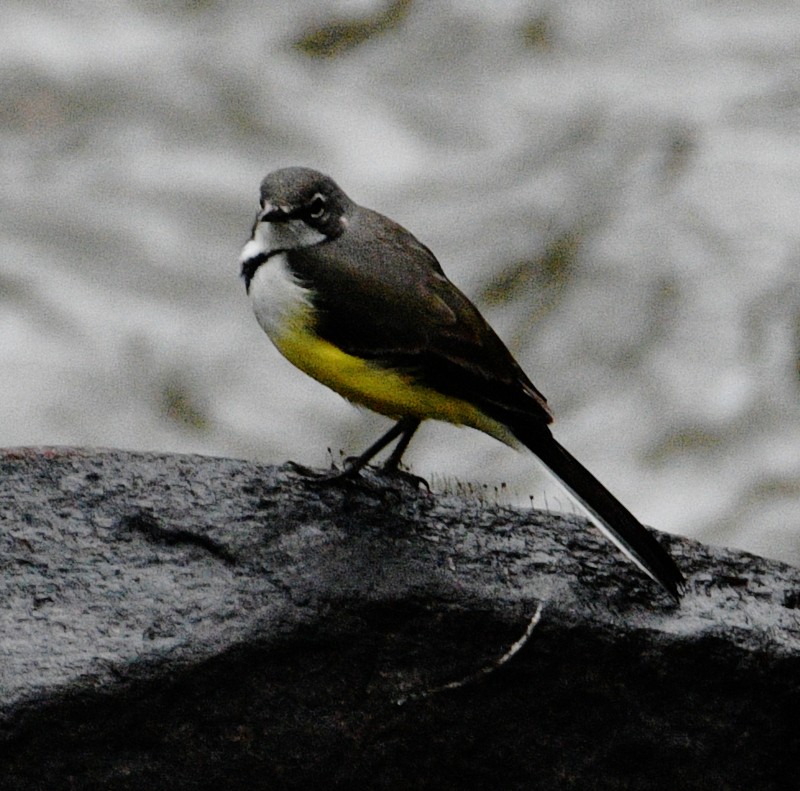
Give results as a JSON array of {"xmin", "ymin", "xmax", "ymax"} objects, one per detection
[{"xmin": 289, "ymin": 206, "xmax": 457, "ymax": 329}]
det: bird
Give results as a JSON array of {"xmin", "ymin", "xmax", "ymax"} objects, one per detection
[{"xmin": 239, "ymin": 166, "xmax": 685, "ymax": 601}]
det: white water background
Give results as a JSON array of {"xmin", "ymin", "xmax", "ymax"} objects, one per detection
[{"xmin": 2, "ymin": 0, "xmax": 799, "ymax": 565}]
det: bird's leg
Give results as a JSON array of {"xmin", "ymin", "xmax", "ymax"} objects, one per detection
[
  {"xmin": 379, "ymin": 418, "xmax": 429, "ymax": 489},
  {"xmin": 342, "ymin": 417, "xmax": 419, "ymax": 476},
  {"xmin": 293, "ymin": 417, "xmax": 419, "ymax": 484},
  {"xmin": 381, "ymin": 418, "xmax": 420, "ymax": 472}
]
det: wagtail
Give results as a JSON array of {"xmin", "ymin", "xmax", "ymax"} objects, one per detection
[{"xmin": 240, "ymin": 167, "xmax": 685, "ymax": 601}]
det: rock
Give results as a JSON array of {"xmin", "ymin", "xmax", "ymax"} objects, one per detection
[{"xmin": 1, "ymin": 447, "xmax": 798, "ymax": 790}]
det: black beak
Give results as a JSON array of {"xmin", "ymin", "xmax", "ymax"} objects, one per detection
[{"xmin": 260, "ymin": 202, "xmax": 290, "ymax": 223}]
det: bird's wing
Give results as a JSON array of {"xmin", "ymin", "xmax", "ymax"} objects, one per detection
[{"xmin": 290, "ymin": 209, "xmax": 553, "ymax": 426}]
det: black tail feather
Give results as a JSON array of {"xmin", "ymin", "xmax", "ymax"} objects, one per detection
[{"xmin": 514, "ymin": 426, "xmax": 685, "ymax": 601}]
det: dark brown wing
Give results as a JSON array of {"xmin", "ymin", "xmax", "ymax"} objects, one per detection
[{"xmin": 288, "ymin": 206, "xmax": 553, "ymax": 426}]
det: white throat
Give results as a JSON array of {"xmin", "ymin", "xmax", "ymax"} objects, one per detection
[
  {"xmin": 239, "ymin": 217, "xmax": 325, "ymax": 350},
  {"xmin": 247, "ymin": 252, "xmax": 315, "ymax": 347}
]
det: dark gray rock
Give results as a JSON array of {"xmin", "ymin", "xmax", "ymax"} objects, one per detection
[{"xmin": 1, "ymin": 447, "xmax": 798, "ymax": 790}]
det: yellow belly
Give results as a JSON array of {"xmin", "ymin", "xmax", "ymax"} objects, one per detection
[
  {"xmin": 274, "ymin": 325, "xmax": 517, "ymax": 447},
  {"xmin": 248, "ymin": 254, "xmax": 516, "ymax": 447}
]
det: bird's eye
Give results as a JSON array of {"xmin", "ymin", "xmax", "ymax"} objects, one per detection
[{"xmin": 307, "ymin": 193, "xmax": 326, "ymax": 219}]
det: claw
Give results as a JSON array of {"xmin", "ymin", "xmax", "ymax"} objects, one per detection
[{"xmin": 379, "ymin": 465, "xmax": 430, "ymax": 491}]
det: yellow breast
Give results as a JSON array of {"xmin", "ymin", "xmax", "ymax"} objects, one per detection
[{"xmin": 280, "ymin": 323, "xmax": 518, "ymax": 448}]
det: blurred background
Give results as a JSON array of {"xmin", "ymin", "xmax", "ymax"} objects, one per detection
[{"xmin": 2, "ymin": 0, "xmax": 799, "ymax": 564}]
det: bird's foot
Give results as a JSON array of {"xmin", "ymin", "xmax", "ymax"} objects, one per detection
[
  {"xmin": 286, "ymin": 459, "xmax": 428, "ymax": 491},
  {"xmin": 286, "ymin": 459, "xmax": 362, "ymax": 484},
  {"xmin": 377, "ymin": 463, "xmax": 430, "ymax": 491}
]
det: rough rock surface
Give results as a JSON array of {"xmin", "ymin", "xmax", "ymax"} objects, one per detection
[{"xmin": 1, "ymin": 447, "xmax": 798, "ymax": 790}]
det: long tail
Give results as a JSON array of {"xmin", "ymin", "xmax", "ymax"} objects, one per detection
[{"xmin": 514, "ymin": 426, "xmax": 685, "ymax": 601}]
